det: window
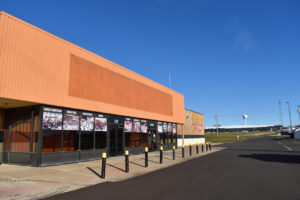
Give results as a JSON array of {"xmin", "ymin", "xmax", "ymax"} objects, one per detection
[
  {"xmin": 141, "ymin": 133, "xmax": 147, "ymax": 146},
  {"xmin": 168, "ymin": 133, "xmax": 172, "ymax": 144},
  {"xmin": 95, "ymin": 132, "xmax": 106, "ymax": 149},
  {"xmin": 173, "ymin": 134, "xmax": 177, "ymax": 145},
  {"xmin": 42, "ymin": 131, "xmax": 61, "ymax": 152},
  {"xmin": 133, "ymin": 133, "xmax": 140, "ymax": 146},
  {"xmin": 125, "ymin": 132, "xmax": 131, "ymax": 147},
  {"xmin": 63, "ymin": 131, "xmax": 78, "ymax": 151},
  {"xmin": 80, "ymin": 132, "xmax": 94, "ymax": 150}
]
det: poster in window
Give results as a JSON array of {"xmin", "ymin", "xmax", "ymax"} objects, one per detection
[
  {"xmin": 157, "ymin": 122, "xmax": 163, "ymax": 133},
  {"xmin": 172, "ymin": 124, "xmax": 177, "ymax": 134},
  {"xmin": 95, "ymin": 117, "xmax": 107, "ymax": 132},
  {"xmin": 42, "ymin": 112, "xmax": 63, "ymax": 130},
  {"xmin": 163, "ymin": 123, "xmax": 168, "ymax": 132},
  {"xmin": 141, "ymin": 121, "xmax": 148, "ymax": 133},
  {"xmin": 80, "ymin": 116, "xmax": 94, "ymax": 131},
  {"xmin": 194, "ymin": 125, "xmax": 202, "ymax": 132},
  {"xmin": 133, "ymin": 120, "xmax": 141, "ymax": 133},
  {"xmin": 63, "ymin": 114, "xmax": 79, "ymax": 130},
  {"xmin": 124, "ymin": 120, "xmax": 133, "ymax": 132},
  {"xmin": 168, "ymin": 123, "xmax": 172, "ymax": 132}
]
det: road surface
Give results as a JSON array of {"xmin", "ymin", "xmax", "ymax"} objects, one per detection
[{"xmin": 44, "ymin": 136, "xmax": 300, "ymax": 200}]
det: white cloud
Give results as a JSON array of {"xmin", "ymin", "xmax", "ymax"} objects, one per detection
[{"xmin": 225, "ymin": 18, "xmax": 255, "ymax": 52}]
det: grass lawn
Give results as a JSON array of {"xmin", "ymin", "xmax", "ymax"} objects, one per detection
[{"xmin": 205, "ymin": 131, "xmax": 278, "ymax": 143}]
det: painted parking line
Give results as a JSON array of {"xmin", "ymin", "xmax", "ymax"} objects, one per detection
[
  {"xmin": 277, "ymin": 142, "xmax": 292, "ymax": 151},
  {"xmin": 282, "ymin": 145, "xmax": 292, "ymax": 151}
]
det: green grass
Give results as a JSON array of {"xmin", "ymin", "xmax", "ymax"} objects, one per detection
[{"xmin": 205, "ymin": 131, "xmax": 278, "ymax": 143}]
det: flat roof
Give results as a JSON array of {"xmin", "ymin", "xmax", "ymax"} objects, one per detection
[{"xmin": 206, "ymin": 125, "xmax": 280, "ymax": 129}]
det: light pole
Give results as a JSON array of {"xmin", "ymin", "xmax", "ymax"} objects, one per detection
[
  {"xmin": 286, "ymin": 101, "xmax": 292, "ymax": 131},
  {"xmin": 278, "ymin": 98, "xmax": 283, "ymax": 129},
  {"xmin": 297, "ymin": 105, "xmax": 300, "ymax": 121}
]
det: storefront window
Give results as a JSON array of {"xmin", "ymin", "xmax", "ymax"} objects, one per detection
[
  {"xmin": 95, "ymin": 115, "xmax": 107, "ymax": 149},
  {"xmin": 173, "ymin": 134, "xmax": 177, "ymax": 144},
  {"xmin": 125, "ymin": 132, "xmax": 131, "ymax": 147},
  {"xmin": 95, "ymin": 132, "xmax": 106, "ymax": 149},
  {"xmin": 141, "ymin": 133, "xmax": 147, "ymax": 146},
  {"xmin": 42, "ymin": 131, "xmax": 61, "ymax": 152},
  {"xmin": 133, "ymin": 133, "xmax": 140, "ymax": 146},
  {"xmin": 63, "ymin": 131, "xmax": 78, "ymax": 151},
  {"xmin": 80, "ymin": 114, "xmax": 94, "ymax": 150},
  {"xmin": 160, "ymin": 134, "xmax": 164, "ymax": 145},
  {"xmin": 80, "ymin": 132, "xmax": 94, "ymax": 150}
]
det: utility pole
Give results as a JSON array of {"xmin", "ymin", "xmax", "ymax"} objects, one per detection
[
  {"xmin": 215, "ymin": 115, "xmax": 219, "ymax": 135},
  {"xmin": 297, "ymin": 105, "xmax": 300, "ymax": 122},
  {"xmin": 286, "ymin": 101, "xmax": 292, "ymax": 132},
  {"xmin": 278, "ymin": 98, "xmax": 283, "ymax": 129}
]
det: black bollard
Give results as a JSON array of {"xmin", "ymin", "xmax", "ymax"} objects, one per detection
[
  {"xmin": 101, "ymin": 152, "xmax": 107, "ymax": 179},
  {"xmin": 201, "ymin": 144, "xmax": 204, "ymax": 152},
  {"xmin": 160, "ymin": 146, "xmax": 163, "ymax": 164},
  {"xmin": 145, "ymin": 147, "xmax": 148, "ymax": 167},
  {"xmin": 182, "ymin": 145, "xmax": 185, "ymax": 158},
  {"xmin": 173, "ymin": 145, "xmax": 175, "ymax": 160},
  {"xmin": 189, "ymin": 144, "xmax": 192, "ymax": 156},
  {"xmin": 206, "ymin": 143, "xmax": 208, "ymax": 151},
  {"xmin": 209, "ymin": 142, "xmax": 212, "ymax": 151},
  {"xmin": 196, "ymin": 143, "xmax": 199, "ymax": 154},
  {"xmin": 125, "ymin": 150, "xmax": 129, "ymax": 173}
]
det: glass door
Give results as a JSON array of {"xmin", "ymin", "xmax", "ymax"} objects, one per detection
[{"xmin": 109, "ymin": 125, "xmax": 124, "ymax": 156}]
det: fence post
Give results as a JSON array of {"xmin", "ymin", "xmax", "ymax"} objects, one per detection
[
  {"xmin": 196, "ymin": 142, "xmax": 199, "ymax": 154},
  {"xmin": 182, "ymin": 145, "xmax": 185, "ymax": 158},
  {"xmin": 160, "ymin": 146, "xmax": 163, "ymax": 164},
  {"xmin": 189, "ymin": 144, "xmax": 192, "ymax": 156},
  {"xmin": 125, "ymin": 150, "xmax": 129, "ymax": 173},
  {"xmin": 145, "ymin": 147, "xmax": 148, "ymax": 167},
  {"xmin": 101, "ymin": 152, "xmax": 107, "ymax": 178},
  {"xmin": 173, "ymin": 146, "xmax": 175, "ymax": 160}
]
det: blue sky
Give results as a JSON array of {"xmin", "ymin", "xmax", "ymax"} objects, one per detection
[{"xmin": 1, "ymin": 0, "xmax": 299, "ymax": 127}]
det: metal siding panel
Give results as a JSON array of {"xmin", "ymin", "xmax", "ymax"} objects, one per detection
[{"xmin": 0, "ymin": 12, "xmax": 185, "ymax": 124}]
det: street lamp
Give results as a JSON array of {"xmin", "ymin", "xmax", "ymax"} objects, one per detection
[
  {"xmin": 286, "ymin": 101, "xmax": 292, "ymax": 132},
  {"xmin": 297, "ymin": 105, "xmax": 300, "ymax": 121}
]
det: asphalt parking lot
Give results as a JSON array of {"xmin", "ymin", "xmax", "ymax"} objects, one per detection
[{"xmin": 45, "ymin": 136, "xmax": 300, "ymax": 200}]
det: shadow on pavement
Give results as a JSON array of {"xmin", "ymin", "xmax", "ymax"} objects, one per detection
[
  {"xmin": 86, "ymin": 167, "xmax": 103, "ymax": 179},
  {"xmin": 129, "ymin": 161, "xmax": 144, "ymax": 168},
  {"xmin": 106, "ymin": 163, "xmax": 126, "ymax": 172},
  {"xmin": 239, "ymin": 154, "xmax": 300, "ymax": 164}
]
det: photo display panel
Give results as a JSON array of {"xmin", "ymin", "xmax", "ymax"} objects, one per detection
[
  {"xmin": 95, "ymin": 114, "xmax": 107, "ymax": 132},
  {"xmin": 80, "ymin": 112, "xmax": 94, "ymax": 131},
  {"xmin": 157, "ymin": 122, "xmax": 163, "ymax": 133},
  {"xmin": 63, "ymin": 110, "xmax": 79, "ymax": 130},
  {"xmin": 124, "ymin": 118, "xmax": 133, "ymax": 132},
  {"xmin": 42, "ymin": 107, "xmax": 63, "ymax": 130},
  {"xmin": 133, "ymin": 119, "xmax": 141, "ymax": 133},
  {"xmin": 141, "ymin": 120, "xmax": 148, "ymax": 133},
  {"xmin": 163, "ymin": 122, "xmax": 168, "ymax": 133},
  {"xmin": 172, "ymin": 124, "xmax": 177, "ymax": 134},
  {"xmin": 168, "ymin": 123, "xmax": 172, "ymax": 132}
]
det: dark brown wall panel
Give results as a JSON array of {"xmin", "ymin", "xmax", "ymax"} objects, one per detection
[{"xmin": 69, "ymin": 55, "xmax": 173, "ymax": 116}]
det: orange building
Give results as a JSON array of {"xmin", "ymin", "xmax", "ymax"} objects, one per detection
[{"xmin": 0, "ymin": 11, "xmax": 185, "ymax": 166}]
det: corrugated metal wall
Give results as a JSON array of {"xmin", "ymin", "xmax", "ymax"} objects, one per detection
[
  {"xmin": 184, "ymin": 109, "xmax": 205, "ymax": 135},
  {"xmin": 0, "ymin": 11, "xmax": 184, "ymax": 124}
]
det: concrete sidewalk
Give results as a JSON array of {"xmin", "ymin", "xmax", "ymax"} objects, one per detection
[{"xmin": 0, "ymin": 145, "xmax": 225, "ymax": 200}]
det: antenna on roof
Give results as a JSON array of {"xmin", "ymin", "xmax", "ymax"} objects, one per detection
[{"xmin": 169, "ymin": 71, "xmax": 172, "ymax": 89}]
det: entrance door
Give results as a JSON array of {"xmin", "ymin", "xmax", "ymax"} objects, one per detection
[
  {"xmin": 149, "ymin": 130, "xmax": 157, "ymax": 151},
  {"xmin": 109, "ymin": 125, "xmax": 124, "ymax": 156}
]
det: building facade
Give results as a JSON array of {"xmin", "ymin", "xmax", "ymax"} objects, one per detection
[
  {"xmin": 177, "ymin": 109, "xmax": 205, "ymax": 146},
  {"xmin": 0, "ymin": 11, "xmax": 185, "ymax": 166}
]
